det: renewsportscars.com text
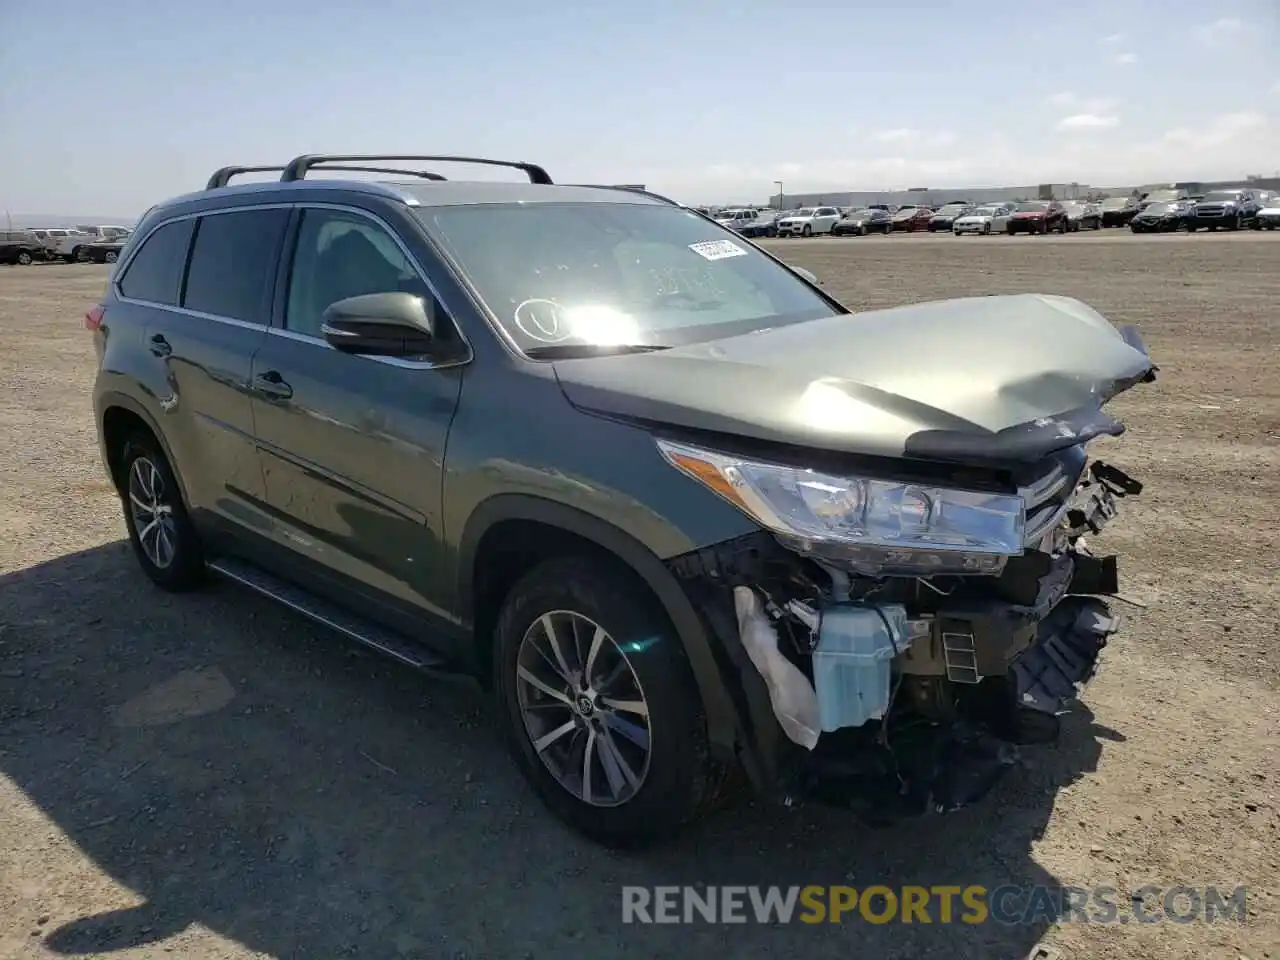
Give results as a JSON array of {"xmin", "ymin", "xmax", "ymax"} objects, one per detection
[{"xmin": 621, "ymin": 884, "xmax": 1247, "ymax": 925}]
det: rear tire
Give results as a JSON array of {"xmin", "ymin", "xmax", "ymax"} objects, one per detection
[
  {"xmin": 118, "ymin": 433, "xmax": 205, "ymax": 591},
  {"xmin": 493, "ymin": 557, "xmax": 721, "ymax": 848},
  {"xmin": 105, "ymin": 251, "xmax": 119, "ymax": 263}
]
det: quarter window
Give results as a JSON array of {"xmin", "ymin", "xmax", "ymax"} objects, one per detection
[
  {"xmin": 183, "ymin": 208, "xmax": 289, "ymax": 323},
  {"xmin": 284, "ymin": 208, "xmax": 433, "ymax": 339},
  {"xmin": 117, "ymin": 218, "xmax": 195, "ymax": 306}
]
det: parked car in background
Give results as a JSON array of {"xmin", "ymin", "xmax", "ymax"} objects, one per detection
[
  {"xmin": 75, "ymin": 224, "xmax": 134, "ymax": 242},
  {"xmin": 0, "ymin": 231, "xmax": 42, "ymax": 265},
  {"xmin": 1188, "ymin": 188, "xmax": 1262, "ymax": 231},
  {"xmin": 952, "ymin": 204, "xmax": 1013, "ymax": 235},
  {"xmin": 736, "ymin": 211, "xmax": 780, "ymax": 238},
  {"xmin": 831, "ymin": 207, "xmax": 894, "ymax": 236},
  {"xmin": 1007, "ymin": 201, "xmax": 1069, "ymax": 235},
  {"xmin": 890, "ymin": 206, "xmax": 934, "ymax": 232},
  {"xmin": 1062, "ymin": 201, "xmax": 1102, "ymax": 232},
  {"xmin": 1129, "ymin": 200, "xmax": 1194, "ymax": 233},
  {"xmin": 77, "ymin": 239, "xmax": 127, "ymax": 263},
  {"xmin": 776, "ymin": 206, "xmax": 841, "ymax": 237},
  {"xmin": 1137, "ymin": 188, "xmax": 1187, "ymax": 211},
  {"xmin": 714, "ymin": 208, "xmax": 758, "ymax": 230},
  {"xmin": 927, "ymin": 202, "xmax": 973, "ymax": 232},
  {"xmin": 28, "ymin": 227, "xmax": 96, "ymax": 262},
  {"xmin": 1255, "ymin": 198, "xmax": 1280, "ymax": 230},
  {"xmin": 1099, "ymin": 197, "xmax": 1141, "ymax": 227}
]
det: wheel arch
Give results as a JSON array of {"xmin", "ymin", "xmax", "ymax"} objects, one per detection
[
  {"xmin": 457, "ymin": 494, "xmax": 741, "ymax": 756},
  {"xmin": 97, "ymin": 392, "xmax": 192, "ymax": 509}
]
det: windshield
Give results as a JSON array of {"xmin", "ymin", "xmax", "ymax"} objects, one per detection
[
  {"xmin": 419, "ymin": 202, "xmax": 841, "ymax": 356},
  {"xmin": 1015, "ymin": 202, "xmax": 1048, "ymax": 213},
  {"xmin": 936, "ymin": 204, "xmax": 967, "ymax": 214},
  {"xmin": 793, "ymin": 208, "xmax": 815, "ymax": 217},
  {"xmin": 969, "ymin": 207, "xmax": 998, "ymax": 217},
  {"xmin": 1144, "ymin": 191, "xmax": 1179, "ymax": 203},
  {"xmin": 1142, "ymin": 202, "xmax": 1174, "ymax": 215},
  {"xmin": 1202, "ymin": 191, "xmax": 1242, "ymax": 202},
  {"xmin": 1101, "ymin": 198, "xmax": 1130, "ymax": 210},
  {"xmin": 845, "ymin": 209, "xmax": 872, "ymax": 218}
]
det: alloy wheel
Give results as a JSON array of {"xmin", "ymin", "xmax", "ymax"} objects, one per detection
[
  {"xmin": 515, "ymin": 610, "xmax": 652, "ymax": 807},
  {"xmin": 128, "ymin": 456, "xmax": 177, "ymax": 569}
]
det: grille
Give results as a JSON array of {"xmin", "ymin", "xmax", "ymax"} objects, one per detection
[{"xmin": 1020, "ymin": 446, "xmax": 1088, "ymax": 547}]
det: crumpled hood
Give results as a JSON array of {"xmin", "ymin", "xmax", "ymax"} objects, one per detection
[{"xmin": 553, "ymin": 294, "xmax": 1155, "ymax": 464}]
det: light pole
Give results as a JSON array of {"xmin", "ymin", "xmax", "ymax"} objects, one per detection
[{"xmin": 774, "ymin": 180, "xmax": 784, "ymax": 211}]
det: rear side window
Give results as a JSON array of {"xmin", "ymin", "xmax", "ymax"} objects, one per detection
[
  {"xmin": 117, "ymin": 218, "xmax": 195, "ymax": 305},
  {"xmin": 183, "ymin": 208, "xmax": 289, "ymax": 323}
]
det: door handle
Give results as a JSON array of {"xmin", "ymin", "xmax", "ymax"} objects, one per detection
[
  {"xmin": 254, "ymin": 370, "xmax": 293, "ymax": 400},
  {"xmin": 149, "ymin": 333, "xmax": 172, "ymax": 358}
]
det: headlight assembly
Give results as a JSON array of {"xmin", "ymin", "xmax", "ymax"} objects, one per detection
[{"xmin": 657, "ymin": 439, "xmax": 1026, "ymax": 576}]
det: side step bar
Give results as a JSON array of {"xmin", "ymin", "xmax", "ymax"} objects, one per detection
[{"xmin": 208, "ymin": 556, "xmax": 450, "ymax": 672}]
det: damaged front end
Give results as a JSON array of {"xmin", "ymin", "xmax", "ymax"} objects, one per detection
[{"xmin": 666, "ymin": 431, "xmax": 1148, "ymax": 825}]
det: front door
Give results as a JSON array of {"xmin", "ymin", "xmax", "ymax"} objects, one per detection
[{"xmin": 249, "ymin": 204, "xmax": 465, "ymax": 640}]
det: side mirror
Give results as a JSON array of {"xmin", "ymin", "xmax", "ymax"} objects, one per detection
[{"xmin": 321, "ymin": 292, "xmax": 435, "ymax": 356}]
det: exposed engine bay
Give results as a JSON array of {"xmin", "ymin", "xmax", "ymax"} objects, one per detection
[{"xmin": 669, "ymin": 450, "xmax": 1145, "ymax": 824}]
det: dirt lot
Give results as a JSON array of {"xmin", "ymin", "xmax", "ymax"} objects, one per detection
[{"xmin": 1, "ymin": 233, "xmax": 1277, "ymax": 960}]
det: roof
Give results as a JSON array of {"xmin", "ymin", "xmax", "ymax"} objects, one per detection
[
  {"xmin": 164, "ymin": 178, "xmax": 667, "ymax": 211},
  {"xmin": 395, "ymin": 180, "xmax": 667, "ymax": 207}
]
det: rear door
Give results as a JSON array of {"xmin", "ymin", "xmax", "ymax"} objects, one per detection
[
  {"xmin": 122, "ymin": 207, "xmax": 287, "ymax": 534},
  {"xmin": 248, "ymin": 203, "xmax": 465, "ymax": 640}
]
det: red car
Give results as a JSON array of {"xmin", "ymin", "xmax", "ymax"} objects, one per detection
[
  {"xmin": 890, "ymin": 206, "xmax": 935, "ymax": 232},
  {"xmin": 1007, "ymin": 201, "xmax": 1069, "ymax": 235}
]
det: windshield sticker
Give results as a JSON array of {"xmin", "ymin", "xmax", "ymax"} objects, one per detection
[
  {"xmin": 688, "ymin": 239, "xmax": 748, "ymax": 262},
  {"xmin": 513, "ymin": 298, "xmax": 571, "ymax": 343}
]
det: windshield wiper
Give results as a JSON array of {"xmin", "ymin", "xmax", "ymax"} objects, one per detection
[{"xmin": 523, "ymin": 343, "xmax": 672, "ymax": 360}]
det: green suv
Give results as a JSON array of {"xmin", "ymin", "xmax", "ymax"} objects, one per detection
[{"xmin": 89, "ymin": 154, "xmax": 1156, "ymax": 847}]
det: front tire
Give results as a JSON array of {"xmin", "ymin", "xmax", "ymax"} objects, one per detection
[
  {"xmin": 494, "ymin": 557, "xmax": 719, "ymax": 848},
  {"xmin": 16, "ymin": 251, "xmax": 33, "ymax": 265},
  {"xmin": 119, "ymin": 433, "xmax": 205, "ymax": 591},
  {"xmin": 801, "ymin": 224, "xmax": 812, "ymax": 237}
]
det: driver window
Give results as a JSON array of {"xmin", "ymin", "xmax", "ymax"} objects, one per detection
[{"xmin": 286, "ymin": 208, "xmax": 431, "ymax": 339}]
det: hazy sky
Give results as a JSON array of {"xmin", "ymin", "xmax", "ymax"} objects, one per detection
[{"xmin": 2, "ymin": 0, "xmax": 1277, "ymax": 215}]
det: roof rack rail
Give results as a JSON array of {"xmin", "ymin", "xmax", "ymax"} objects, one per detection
[
  {"xmin": 572, "ymin": 184, "xmax": 726, "ymax": 225},
  {"xmin": 575, "ymin": 184, "xmax": 683, "ymax": 206},
  {"xmin": 207, "ymin": 164, "xmax": 449, "ymax": 191},
  {"xmin": 280, "ymin": 154, "xmax": 553, "ymax": 185}
]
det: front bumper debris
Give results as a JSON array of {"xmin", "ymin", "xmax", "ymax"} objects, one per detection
[
  {"xmin": 1013, "ymin": 598, "xmax": 1119, "ymax": 714},
  {"xmin": 669, "ymin": 455, "xmax": 1144, "ymax": 825}
]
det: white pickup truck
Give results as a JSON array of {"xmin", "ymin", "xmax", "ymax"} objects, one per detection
[{"xmin": 28, "ymin": 228, "xmax": 92, "ymax": 262}]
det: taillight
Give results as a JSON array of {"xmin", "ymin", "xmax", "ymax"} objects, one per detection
[{"xmin": 84, "ymin": 304, "xmax": 105, "ymax": 331}]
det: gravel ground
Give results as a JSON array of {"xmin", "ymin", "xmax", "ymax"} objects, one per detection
[{"xmin": 1, "ymin": 232, "xmax": 1277, "ymax": 960}]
